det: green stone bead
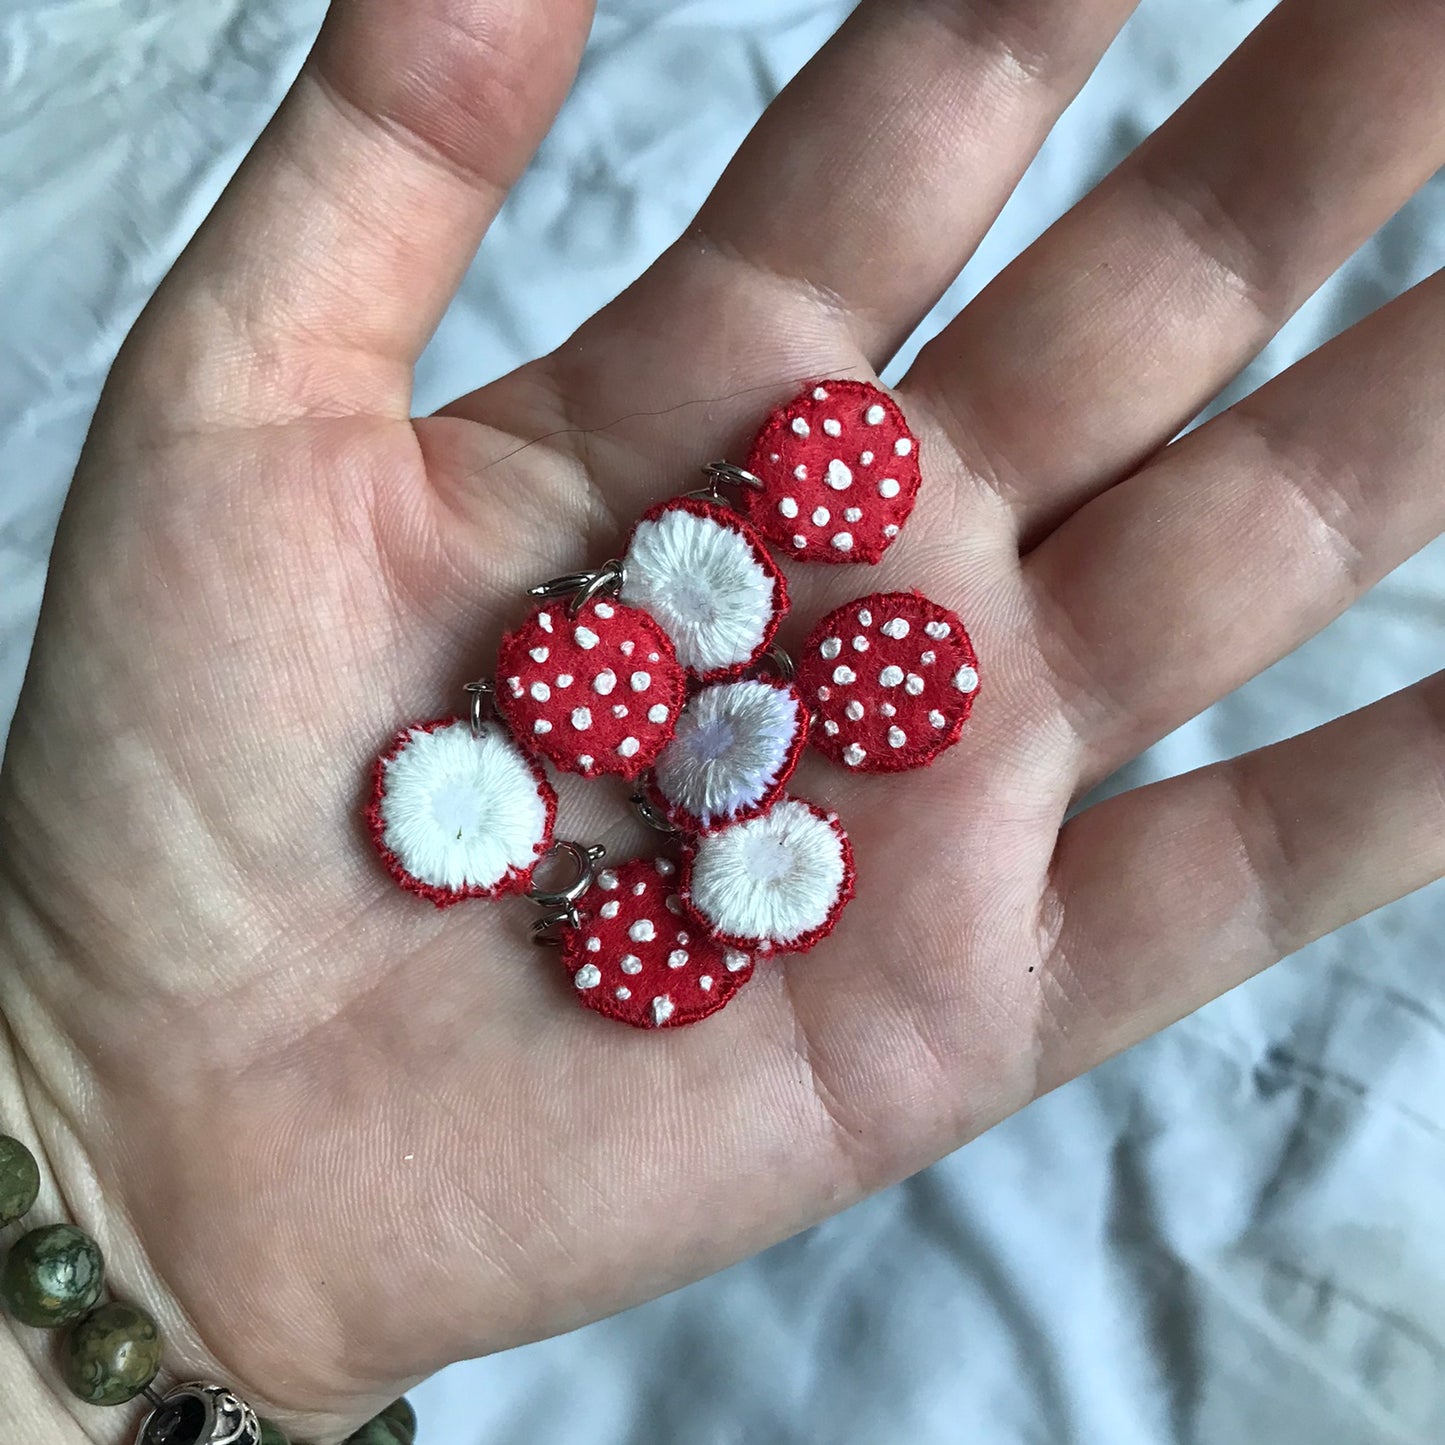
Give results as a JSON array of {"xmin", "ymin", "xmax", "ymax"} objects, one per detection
[
  {"xmin": 345, "ymin": 1417, "xmax": 410, "ymax": 1445},
  {"xmin": 378, "ymin": 1398, "xmax": 416, "ymax": 1440},
  {"xmin": 0, "ymin": 1136, "xmax": 41, "ymax": 1226},
  {"xmin": 1, "ymin": 1223, "xmax": 104, "ymax": 1327},
  {"xmin": 257, "ymin": 1419, "xmax": 290, "ymax": 1445},
  {"xmin": 60, "ymin": 1301, "xmax": 162, "ymax": 1405}
]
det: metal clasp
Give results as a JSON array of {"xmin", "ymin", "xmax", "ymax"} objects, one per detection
[
  {"xmin": 688, "ymin": 460, "xmax": 765, "ymax": 503},
  {"xmin": 527, "ymin": 558, "xmax": 626, "ymax": 617},
  {"xmin": 464, "ymin": 679, "xmax": 496, "ymax": 738},
  {"xmin": 527, "ymin": 840, "xmax": 607, "ymax": 944}
]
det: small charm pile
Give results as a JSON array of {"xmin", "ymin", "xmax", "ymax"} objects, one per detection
[{"xmin": 367, "ymin": 381, "xmax": 979, "ymax": 1030}]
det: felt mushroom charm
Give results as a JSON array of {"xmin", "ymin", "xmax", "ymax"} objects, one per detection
[
  {"xmin": 795, "ymin": 592, "xmax": 980, "ymax": 772},
  {"xmin": 741, "ymin": 379, "xmax": 922, "ymax": 564},
  {"xmin": 620, "ymin": 497, "xmax": 789, "ymax": 680},
  {"xmin": 495, "ymin": 597, "xmax": 687, "ymax": 779},
  {"xmin": 367, "ymin": 718, "xmax": 557, "ymax": 906},
  {"xmin": 559, "ymin": 856, "xmax": 756, "ymax": 1028},
  {"xmin": 645, "ymin": 677, "xmax": 809, "ymax": 834},
  {"xmin": 680, "ymin": 798, "xmax": 854, "ymax": 954}
]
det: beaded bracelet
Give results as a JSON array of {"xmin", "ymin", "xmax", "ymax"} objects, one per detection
[{"xmin": 0, "ymin": 1135, "xmax": 411, "ymax": 1444}]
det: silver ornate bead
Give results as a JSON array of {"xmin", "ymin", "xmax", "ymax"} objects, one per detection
[{"xmin": 134, "ymin": 1382, "xmax": 262, "ymax": 1445}]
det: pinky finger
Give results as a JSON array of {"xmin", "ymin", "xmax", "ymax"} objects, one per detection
[{"xmin": 1042, "ymin": 673, "xmax": 1445, "ymax": 1089}]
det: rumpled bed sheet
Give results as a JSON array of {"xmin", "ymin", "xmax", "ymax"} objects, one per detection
[{"xmin": 2, "ymin": 2, "xmax": 1442, "ymax": 1441}]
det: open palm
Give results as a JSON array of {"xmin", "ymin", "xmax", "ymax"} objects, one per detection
[{"xmin": 2, "ymin": 2, "xmax": 1442, "ymax": 1439}]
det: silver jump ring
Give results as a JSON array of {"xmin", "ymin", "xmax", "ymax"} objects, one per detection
[
  {"xmin": 527, "ymin": 841, "xmax": 606, "ymax": 910},
  {"xmin": 464, "ymin": 679, "xmax": 495, "ymax": 738},
  {"xmin": 760, "ymin": 645, "xmax": 795, "ymax": 683},
  {"xmin": 689, "ymin": 460, "xmax": 765, "ymax": 502},
  {"xmin": 630, "ymin": 790, "xmax": 680, "ymax": 835}
]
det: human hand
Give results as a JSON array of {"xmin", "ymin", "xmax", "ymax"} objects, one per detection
[{"xmin": 2, "ymin": 1, "xmax": 1442, "ymax": 1440}]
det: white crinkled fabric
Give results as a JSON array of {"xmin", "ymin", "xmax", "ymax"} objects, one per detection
[{"xmin": 2, "ymin": 2, "xmax": 1442, "ymax": 1441}]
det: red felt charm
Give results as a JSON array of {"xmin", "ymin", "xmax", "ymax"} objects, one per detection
[
  {"xmin": 560, "ymin": 856, "xmax": 756, "ymax": 1028},
  {"xmin": 741, "ymin": 379, "xmax": 922, "ymax": 565},
  {"xmin": 367, "ymin": 717, "xmax": 557, "ymax": 908},
  {"xmin": 620, "ymin": 496, "xmax": 789, "ymax": 681},
  {"xmin": 496, "ymin": 598, "xmax": 687, "ymax": 779},
  {"xmin": 644, "ymin": 677, "xmax": 809, "ymax": 835},
  {"xmin": 680, "ymin": 797, "xmax": 855, "ymax": 955},
  {"xmin": 795, "ymin": 592, "xmax": 979, "ymax": 773}
]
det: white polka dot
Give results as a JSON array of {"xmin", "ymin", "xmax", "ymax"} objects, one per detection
[
  {"xmin": 878, "ymin": 477, "xmax": 900, "ymax": 499},
  {"xmin": 860, "ymin": 450, "xmax": 874, "ymax": 465},
  {"xmin": 594, "ymin": 602, "xmax": 615, "ymax": 620},
  {"xmin": 879, "ymin": 665, "xmax": 904, "ymax": 687},
  {"xmin": 843, "ymin": 743, "xmax": 867, "ymax": 767},
  {"xmin": 844, "ymin": 507, "xmax": 862, "ymax": 523},
  {"xmin": 724, "ymin": 949, "xmax": 750, "ymax": 972},
  {"xmin": 883, "ymin": 523, "xmax": 900, "ymax": 538},
  {"xmin": 556, "ymin": 674, "xmax": 574, "ymax": 687},
  {"xmin": 577, "ymin": 754, "xmax": 594, "ymax": 770},
  {"xmin": 812, "ymin": 386, "xmax": 829, "ymax": 400},
  {"xmin": 895, "ymin": 437, "xmax": 913, "ymax": 456},
  {"xmin": 954, "ymin": 666, "xmax": 979, "ymax": 693},
  {"xmin": 833, "ymin": 665, "xmax": 857, "ymax": 685},
  {"xmin": 668, "ymin": 949, "xmax": 689, "ymax": 969},
  {"xmin": 905, "ymin": 674, "xmax": 925, "ymax": 696},
  {"xmin": 599, "ymin": 870, "xmax": 619, "ymax": 890},
  {"xmin": 571, "ymin": 707, "xmax": 592, "ymax": 730},
  {"xmin": 851, "ymin": 635, "xmax": 869, "ymax": 652},
  {"xmin": 631, "ymin": 671, "xmax": 651, "ymax": 692},
  {"xmin": 857, "ymin": 609, "xmax": 872, "ymax": 626},
  {"xmin": 823, "ymin": 418, "xmax": 842, "ymax": 437},
  {"xmin": 649, "ymin": 652, "xmax": 660, "ymax": 663},
  {"xmin": 632, "ymin": 881, "xmax": 647, "ymax": 896},
  {"xmin": 845, "ymin": 700, "xmax": 864, "ymax": 721},
  {"xmin": 770, "ymin": 453, "xmax": 780, "ymax": 463},
  {"xmin": 823, "ymin": 720, "xmax": 839, "ymax": 735},
  {"xmin": 793, "ymin": 464, "xmax": 808, "ymax": 481},
  {"xmin": 618, "ymin": 737, "xmax": 640, "ymax": 758},
  {"xmin": 594, "ymin": 669, "xmax": 617, "ymax": 695},
  {"xmin": 600, "ymin": 900, "xmax": 620, "ymax": 919},
  {"xmin": 620, "ymin": 639, "xmax": 635, "ymax": 656},
  {"xmin": 612, "ymin": 704, "xmax": 628, "ymax": 719},
  {"xmin": 929, "ymin": 710, "xmax": 947, "ymax": 729},
  {"xmin": 921, "ymin": 650, "xmax": 936, "ymax": 665},
  {"xmin": 507, "ymin": 676, "xmax": 523, "ymax": 697},
  {"xmin": 615, "ymin": 986, "xmax": 631, "ymax": 1000},
  {"xmin": 537, "ymin": 612, "xmax": 554, "ymax": 633},
  {"xmin": 585, "ymin": 936, "xmax": 601, "ymax": 952},
  {"xmin": 665, "ymin": 896, "xmax": 684, "ymax": 915},
  {"xmin": 651, "ymin": 996, "xmax": 675, "ymax": 1026},
  {"xmin": 533, "ymin": 719, "xmax": 552, "ymax": 735},
  {"xmin": 925, "ymin": 621, "xmax": 951, "ymax": 640},
  {"xmin": 647, "ymin": 704, "xmax": 668, "ymax": 724},
  {"xmin": 656, "ymin": 858, "xmax": 676, "ymax": 876},
  {"xmin": 865, "ymin": 404, "xmax": 886, "ymax": 425},
  {"xmin": 574, "ymin": 626, "xmax": 599, "ymax": 650},
  {"xmin": 699, "ymin": 975, "xmax": 714, "ymax": 991},
  {"xmin": 817, "ymin": 685, "xmax": 832, "ymax": 701},
  {"xmin": 675, "ymin": 927, "xmax": 688, "ymax": 942},
  {"xmin": 574, "ymin": 965, "xmax": 601, "ymax": 990},
  {"xmin": 812, "ymin": 506, "xmax": 830, "ymax": 526},
  {"xmin": 793, "ymin": 534, "xmax": 808, "ymax": 548},
  {"xmin": 530, "ymin": 681, "xmax": 551, "ymax": 702},
  {"xmin": 779, "ymin": 496, "xmax": 799, "ymax": 519},
  {"xmin": 620, "ymin": 954, "xmax": 642, "ymax": 974},
  {"xmin": 880, "ymin": 702, "xmax": 896, "ymax": 717},
  {"xmin": 825, "ymin": 459, "xmax": 853, "ymax": 491},
  {"xmin": 831, "ymin": 533, "xmax": 854, "ymax": 552},
  {"xmin": 630, "ymin": 919, "xmax": 656, "ymax": 943},
  {"xmin": 528, "ymin": 646, "xmax": 549, "ymax": 663},
  {"xmin": 820, "ymin": 637, "xmax": 842, "ymax": 660},
  {"xmin": 881, "ymin": 617, "xmax": 910, "ymax": 639},
  {"xmin": 888, "ymin": 726, "xmax": 907, "ymax": 748},
  {"xmin": 791, "ymin": 417, "xmax": 810, "ymax": 437}
]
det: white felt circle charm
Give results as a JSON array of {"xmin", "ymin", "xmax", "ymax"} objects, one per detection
[
  {"xmin": 681, "ymin": 798, "xmax": 854, "ymax": 954},
  {"xmin": 795, "ymin": 592, "xmax": 979, "ymax": 773},
  {"xmin": 495, "ymin": 598, "xmax": 686, "ymax": 779},
  {"xmin": 560, "ymin": 856, "xmax": 755, "ymax": 1029},
  {"xmin": 367, "ymin": 718, "xmax": 556, "ymax": 906},
  {"xmin": 742, "ymin": 379, "xmax": 921, "ymax": 565},
  {"xmin": 621, "ymin": 497, "xmax": 788, "ymax": 680},
  {"xmin": 649, "ymin": 678, "xmax": 808, "ymax": 833}
]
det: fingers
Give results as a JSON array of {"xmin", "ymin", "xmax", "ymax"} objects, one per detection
[
  {"xmin": 1026, "ymin": 266, "xmax": 1445, "ymax": 789},
  {"xmin": 119, "ymin": 0, "xmax": 593, "ymax": 431},
  {"xmin": 1042, "ymin": 672, "xmax": 1445, "ymax": 1090},
  {"xmin": 908, "ymin": 0, "xmax": 1445, "ymax": 542}
]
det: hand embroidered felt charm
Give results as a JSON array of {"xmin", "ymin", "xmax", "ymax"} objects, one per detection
[
  {"xmin": 620, "ymin": 497, "xmax": 788, "ymax": 680},
  {"xmin": 795, "ymin": 592, "xmax": 980, "ymax": 772},
  {"xmin": 680, "ymin": 798, "xmax": 854, "ymax": 953},
  {"xmin": 645, "ymin": 677, "xmax": 809, "ymax": 834},
  {"xmin": 495, "ymin": 598, "xmax": 687, "ymax": 779},
  {"xmin": 559, "ymin": 856, "xmax": 755, "ymax": 1028},
  {"xmin": 367, "ymin": 718, "xmax": 557, "ymax": 906},
  {"xmin": 741, "ymin": 379, "xmax": 921, "ymax": 564}
]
